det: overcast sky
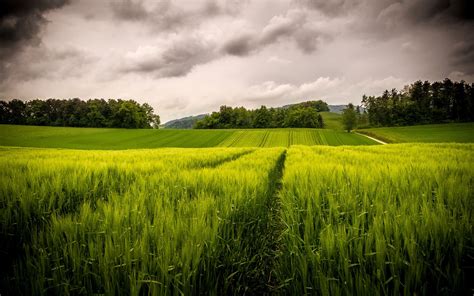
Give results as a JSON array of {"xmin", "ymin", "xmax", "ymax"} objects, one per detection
[{"xmin": 1, "ymin": 0, "xmax": 473, "ymax": 122}]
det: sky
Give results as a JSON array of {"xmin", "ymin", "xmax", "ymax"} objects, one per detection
[{"xmin": 1, "ymin": 0, "xmax": 473, "ymax": 122}]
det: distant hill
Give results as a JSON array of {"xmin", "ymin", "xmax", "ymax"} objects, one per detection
[
  {"xmin": 328, "ymin": 105, "xmax": 347, "ymax": 113},
  {"xmin": 163, "ymin": 114, "xmax": 207, "ymax": 129}
]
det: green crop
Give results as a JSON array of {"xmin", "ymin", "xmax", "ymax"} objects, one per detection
[
  {"xmin": 0, "ymin": 125, "xmax": 378, "ymax": 149},
  {"xmin": 0, "ymin": 143, "xmax": 472, "ymax": 295},
  {"xmin": 277, "ymin": 144, "xmax": 473, "ymax": 295}
]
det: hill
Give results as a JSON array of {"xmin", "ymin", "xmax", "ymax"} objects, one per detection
[{"xmin": 163, "ymin": 114, "xmax": 207, "ymax": 129}]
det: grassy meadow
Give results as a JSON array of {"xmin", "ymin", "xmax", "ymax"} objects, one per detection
[
  {"xmin": 358, "ymin": 122, "xmax": 474, "ymax": 143},
  {"xmin": 0, "ymin": 124, "xmax": 377, "ymax": 149},
  {"xmin": 1, "ymin": 143, "xmax": 472, "ymax": 295}
]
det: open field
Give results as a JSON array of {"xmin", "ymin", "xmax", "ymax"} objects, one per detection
[
  {"xmin": 218, "ymin": 129, "xmax": 376, "ymax": 147},
  {"xmin": 0, "ymin": 125, "xmax": 378, "ymax": 148},
  {"xmin": 358, "ymin": 122, "xmax": 474, "ymax": 143},
  {"xmin": 1, "ymin": 144, "xmax": 472, "ymax": 294},
  {"xmin": 320, "ymin": 111, "xmax": 343, "ymax": 130}
]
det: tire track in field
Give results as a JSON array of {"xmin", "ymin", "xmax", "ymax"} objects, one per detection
[
  {"xmin": 187, "ymin": 149, "xmax": 255, "ymax": 169},
  {"xmin": 196, "ymin": 149, "xmax": 287, "ymax": 295}
]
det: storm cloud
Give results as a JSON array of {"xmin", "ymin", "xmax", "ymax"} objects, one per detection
[{"xmin": 0, "ymin": 0, "xmax": 71, "ymax": 81}]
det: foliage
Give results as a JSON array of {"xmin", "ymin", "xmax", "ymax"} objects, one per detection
[
  {"xmin": 194, "ymin": 100, "xmax": 328, "ymax": 129},
  {"xmin": 362, "ymin": 78, "xmax": 474, "ymax": 127},
  {"xmin": 0, "ymin": 98, "xmax": 160, "ymax": 128},
  {"xmin": 342, "ymin": 103, "xmax": 357, "ymax": 132}
]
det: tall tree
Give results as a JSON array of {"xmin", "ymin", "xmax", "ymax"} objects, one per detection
[{"xmin": 342, "ymin": 103, "xmax": 357, "ymax": 132}]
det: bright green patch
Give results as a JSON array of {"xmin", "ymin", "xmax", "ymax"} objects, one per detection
[
  {"xmin": 320, "ymin": 111, "xmax": 343, "ymax": 130},
  {"xmin": 218, "ymin": 129, "xmax": 377, "ymax": 147},
  {"xmin": 358, "ymin": 122, "xmax": 474, "ymax": 143}
]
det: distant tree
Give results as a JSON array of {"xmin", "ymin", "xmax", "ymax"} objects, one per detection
[
  {"xmin": 194, "ymin": 101, "xmax": 327, "ymax": 129},
  {"xmin": 253, "ymin": 106, "xmax": 272, "ymax": 128},
  {"xmin": 342, "ymin": 103, "xmax": 357, "ymax": 132},
  {"xmin": 0, "ymin": 98, "xmax": 160, "ymax": 128},
  {"xmin": 7, "ymin": 99, "xmax": 27, "ymax": 124},
  {"xmin": 285, "ymin": 107, "xmax": 323, "ymax": 128},
  {"xmin": 361, "ymin": 78, "xmax": 473, "ymax": 127}
]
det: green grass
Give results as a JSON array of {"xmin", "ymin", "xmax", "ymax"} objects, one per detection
[
  {"xmin": 218, "ymin": 129, "xmax": 377, "ymax": 147},
  {"xmin": 320, "ymin": 112, "xmax": 343, "ymax": 130},
  {"xmin": 1, "ymin": 144, "xmax": 472, "ymax": 294},
  {"xmin": 358, "ymin": 122, "xmax": 474, "ymax": 143},
  {"xmin": 0, "ymin": 124, "xmax": 378, "ymax": 148},
  {"xmin": 0, "ymin": 147, "xmax": 284, "ymax": 294},
  {"xmin": 0, "ymin": 125, "xmax": 234, "ymax": 149}
]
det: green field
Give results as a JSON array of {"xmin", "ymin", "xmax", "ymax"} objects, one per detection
[
  {"xmin": 358, "ymin": 122, "xmax": 474, "ymax": 143},
  {"xmin": 218, "ymin": 129, "xmax": 376, "ymax": 147},
  {"xmin": 320, "ymin": 111, "xmax": 344, "ymax": 130},
  {"xmin": 1, "ymin": 144, "xmax": 472, "ymax": 294},
  {"xmin": 0, "ymin": 125, "xmax": 377, "ymax": 148}
]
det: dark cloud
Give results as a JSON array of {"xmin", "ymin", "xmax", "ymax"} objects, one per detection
[
  {"xmin": 295, "ymin": 0, "xmax": 360, "ymax": 16},
  {"xmin": 0, "ymin": 0, "xmax": 70, "ymax": 51},
  {"xmin": 451, "ymin": 41, "xmax": 474, "ymax": 74},
  {"xmin": 110, "ymin": 0, "xmax": 245, "ymax": 32},
  {"xmin": 0, "ymin": 0, "xmax": 71, "ymax": 80},
  {"xmin": 221, "ymin": 34, "xmax": 256, "ymax": 56},
  {"xmin": 110, "ymin": 0, "xmax": 149, "ymax": 21},
  {"xmin": 121, "ymin": 37, "xmax": 216, "ymax": 77},
  {"xmin": 297, "ymin": 0, "xmax": 473, "ymax": 24},
  {"xmin": 221, "ymin": 10, "xmax": 320, "ymax": 56}
]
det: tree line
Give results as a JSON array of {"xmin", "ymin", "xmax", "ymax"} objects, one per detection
[
  {"xmin": 194, "ymin": 100, "xmax": 329, "ymax": 129},
  {"xmin": 0, "ymin": 98, "xmax": 160, "ymax": 128},
  {"xmin": 361, "ymin": 79, "xmax": 474, "ymax": 127}
]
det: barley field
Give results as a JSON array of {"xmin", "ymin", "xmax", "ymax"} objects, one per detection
[{"xmin": 0, "ymin": 144, "xmax": 472, "ymax": 295}]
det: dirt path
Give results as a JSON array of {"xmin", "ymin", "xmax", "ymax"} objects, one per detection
[{"xmin": 355, "ymin": 132, "xmax": 388, "ymax": 145}]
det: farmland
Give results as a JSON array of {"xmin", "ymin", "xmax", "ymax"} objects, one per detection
[
  {"xmin": 358, "ymin": 122, "xmax": 474, "ymax": 143},
  {"xmin": 0, "ymin": 125, "xmax": 377, "ymax": 149},
  {"xmin": 1, "ymin": 144, "xmax": 472, "ymax": 294},
  {"xmin": 218, "ymin": 129, "xmax": 376, "ymax": 147}
]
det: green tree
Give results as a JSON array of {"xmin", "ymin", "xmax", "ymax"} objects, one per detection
[
  {"xmin": 342, "ymin": 103, "xmax": 357, "ymax": 132},
  {"xmin": 253, "ymin": 106, "xmax": 271, "ymax": 128}
]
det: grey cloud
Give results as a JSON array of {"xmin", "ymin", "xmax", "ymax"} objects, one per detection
[
  {"xmin": 1, "ymin": 46, "xmax": 96, "ymax": 84},
  {"xmin": 221, "ymin": 34, "xmax": 256, "ymax": 56},
  {"xmin": 110, "ymin": 0, "xmax": 149, "ymax": 21},
  {"xmin": 0, "ymin": 0, "xmax": 70, "ymax": 51},
  {"xmin": 0, "ymin": 0, "xmax": 71, "ymax": 81},
  {"xmin": 451, "ymin": 41, "xmax": 474, "ymax": 74},
  {"xmin": 294, "ymin": 0, "xmax": 361, "ymax": 16},
  {"xmin": 221, "ymin": 10, "xmax": 320, "ymax": 56},
  {"xmin": 110, "ymin": 0, "xmax": 245, "ymax": 32},
  {"xmin": 121, "ymin": 37, "xmax": 216, "ymax": 77}
]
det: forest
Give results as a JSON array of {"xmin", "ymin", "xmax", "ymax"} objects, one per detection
[
  {"xmin": 194, "ymin": 100, "xmax": 329, "ymax": 129},
  {"xmin": 361, "ymin": 78, "xmax": 474, "ymax": 127},
  {"xmin": 0, "ymin": 98, "xmax": 160, "ymax": 129}
]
